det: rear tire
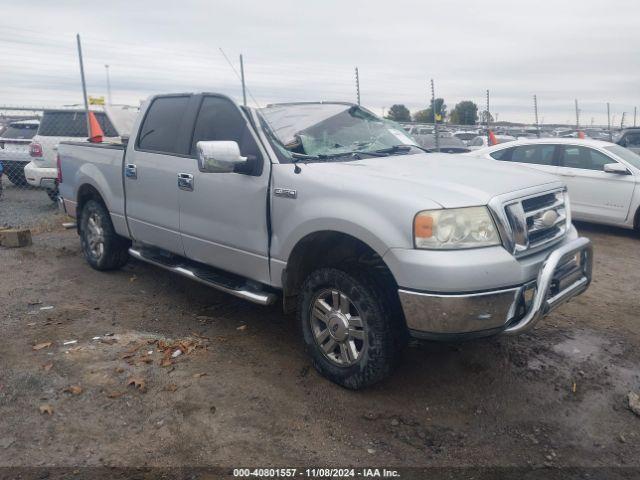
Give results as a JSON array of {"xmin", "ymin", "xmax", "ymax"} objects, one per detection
[
  {"xmin": 6, "ymin": 165, "xmax": 28, "ymax": 187},
  {"xmin": 79, "ymin": 199, "xmax": 130, "ymax": 271},
  {"xmin": 298, "ymin": 267, "xmax": 400, "ymax": 390},
  {"xmin": 46, "ymin": 187, "xmax": 58, "ymax": 202}
]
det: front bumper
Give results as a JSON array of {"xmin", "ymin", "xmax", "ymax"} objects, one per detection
[{"xmin": 399, "ymin": 237, "xmax": 593, "ymax": 339}]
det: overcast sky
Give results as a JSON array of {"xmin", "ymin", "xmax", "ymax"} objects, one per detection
[{"xmin": 1, "ymin": 0, "xmax": 639, "ymax": 124}]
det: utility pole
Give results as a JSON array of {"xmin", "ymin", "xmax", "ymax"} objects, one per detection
[
  {"xmin": 634, "ymin": 107, "xmax": 637, "ymax": 127},
  {"xmin": 239, "ymin": 54, "xmax": 247, "ymax": 107},
  {"xmin": 104, "ymin": 64, "xmax": 112, "ymax": 106},
  {"xmin": 533, "ymin": 94, "xmax": 540, "ymax": 138},
  {"xmin": 76, "ymin": 34, "xmax": 91, "ymax": 137},
  {"xmin": 431, "ymin": 79, "xmax": 439, "ymax": 152},
  {"xmin": 607, "ymin": 102, "xmax": 612, "ymax": 141},
  {"xmin": 574, "ymin": 98, "xmax": 580, "ymax": 130},
  {"xmin": 486, "ymin": 89, "xmax": 491, "ymax": 145},
  {"xmin": 621, "ymin": 112, "xmax": 626, "ymax": 129},
  {"xmin": 355, "ymin": 67, "xmax": 361, "ymax": 106}
]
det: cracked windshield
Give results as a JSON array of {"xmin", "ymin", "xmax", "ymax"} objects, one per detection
[{"xmin": 259, "ymin": 103, "xmax": 420, "ymax": 160}]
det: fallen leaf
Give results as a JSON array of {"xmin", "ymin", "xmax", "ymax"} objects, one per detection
[
  {"xmin": 129, "ymin": 275, "xmax": 137, "ymax": 282},
  {"xmin": 39, "ymin": 404, "xmax": 54, "ymax": 415},
  {"xmin": 100, "ymin": 338, "xmax": 117, "ymax": 345},
  {"xmin": 120, "ymin": 353, "xmax": 135, "ymax": 360},
  {"xmin": 139, "ymin": 356, "xmax": 154, "ymax": 364},
  {"xmin": 571, "ymin": 382, "xmax": 577, "ymax": 393},
  {"xmin": 114, "ymin": 367, "xmax": 125, "ymax": 374},
  {"xmin": 164, "ymin": 384, "xmax": 178, "ymax": 392},
  {"xmin": 63, "ymin": 385, "xmax": 82, "ymax": 395},
  {"xmin": 236, "ymin": 325, "xmax": 247, "ymax": 331},
  {"xmin": 106, "ymin": 391, "xmax": 124, "ymax": 399},
  {"xmin": 32, "ymin": 342, "xmax": 52, "ymax": 351},
  {"xmin": 42, "ymin": 362, "xmax": 53, "ymax": 371},
  {"xmin": 193, "ymin": 372, "xmax": 207, "ymax": 379},
  {"xmin": 127, "ymin": 377, "xmax": 146, "ymax": 392},
  {"xmin": 191, "ymin": 332, "xmax": 211, "ymax": 341},
  {"xmin": 160, "ymin": 358, "xmax": 173, "ymax": 368}
]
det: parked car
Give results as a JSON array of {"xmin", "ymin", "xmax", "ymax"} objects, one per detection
[
  {"xmin": 613, "ymin": 127, "xmax": 640, "ymax": 154},
  {"xmin": 413, "ymin": 133, "xmax": 470, "ymax": 153},
  {"xmin": 58, "ymin": 94, "xmax": 593, "ymax": 389},
  {"xmin": 453, "ymin": 130, "xmax": 479, "ymax": 144},
  {"xmin": 467, "ymin": 134, "xmax": 516, "ymax": 150},
  {"xmin": 467, "ymin": 138, "xmax": 640, "ymax": 231},
  {"xmin": 0, "ymin": 119, "xmax": 39, "ymax": 186},
  {"xmin": 25, "ymin": 107, "xmax": 136, "ymax": 201}
]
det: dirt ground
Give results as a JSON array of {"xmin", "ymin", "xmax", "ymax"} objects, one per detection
[{"xmin": 0, "ymin": 219, "xmax": 639, "ymax": 473}]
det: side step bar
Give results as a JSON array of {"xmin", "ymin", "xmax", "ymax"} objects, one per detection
[{"xmin": 128, "ymin": 248, "xmax": 277, "ymax": 306}]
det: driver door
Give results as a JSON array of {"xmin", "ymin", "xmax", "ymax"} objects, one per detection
[
  {"xmin": 556, "ymin": 145, "xmax": 635, "ymax": 223},
  {"xmin": 177, "ymin": 95, "xmax": 271, "ymax": 285}
]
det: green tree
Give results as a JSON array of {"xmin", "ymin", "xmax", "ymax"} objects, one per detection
[
  {"xmin": 449, "ymin": 101, "xmax": 478, "ymax": 125},
  {"xmin": 385, "ymin": 104, "xmax": 411, "ymax": 122},
  {"xmin": 412, "ymin": 98, "xmax": 446, "ymax": 123}
]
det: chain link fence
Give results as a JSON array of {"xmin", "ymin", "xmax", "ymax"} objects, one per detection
[{"xmin": 0, "ymin": 107, "xmax": 79, "ymax": 231}]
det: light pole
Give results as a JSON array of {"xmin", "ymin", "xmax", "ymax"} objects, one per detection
[{"xmin": 105, "ymin": 64, "xmax": 112, "ymax": 106}]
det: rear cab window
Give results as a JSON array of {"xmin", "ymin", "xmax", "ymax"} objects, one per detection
[
  {"xmin": 1, "ymin": 123, "xmax": 38, "ymax": 139},
  {"xmin": 38, "ymin": 111, "xmax": 117, "ymax": 137}
]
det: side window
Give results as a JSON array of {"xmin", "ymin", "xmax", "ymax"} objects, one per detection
[
  {"xmin": 490, "ymin": 147, "xmax": 513, "ymax": 160},
  {"xmin": 625, "ymin": 133, "xmax": 640, "ymax": 147},
  {"xmin": 558, "ymin": 146, "xmax": 588, "ymax": 169},
  {"xmin": 137, "ymin": 96, "xmax": 190, "ymax": 154},
  {"xmin": 470, "ymin": 137, "xmax": 483, "ymax": 146},
  {"xmin": 190, "ymin": 96, "xmax": 261, "ymax": 162},
  {"xmin": 508, "ymin": 145, "xmax": 555, "ymax": 165},
  {"xmin": 588, "ymin": 149, "xmax": 616, "ymax": 171}
]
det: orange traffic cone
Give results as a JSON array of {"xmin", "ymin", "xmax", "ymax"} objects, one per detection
[
  {"xmin": 88, "ymin": 111, "xmax": 104, "ymax": 143},
  {"xmin": 488, "ymin": 130, "xmax": 498, "ymax": 146}
]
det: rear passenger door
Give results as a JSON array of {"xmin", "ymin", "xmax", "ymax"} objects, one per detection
[
  {"xmin": 491, "ymin": 144, "xmax": 559, "ymax": 176},
  {"xmin": 177, "ymin": 94, "xmax": 271, "ymax": 284},
  {"xmin": 125, "ymin": 95, "xmax": 194, "ymax": 254},
  {"xmin": 556, "ymin": 145, "xmax": 635, "ymax": 223}
]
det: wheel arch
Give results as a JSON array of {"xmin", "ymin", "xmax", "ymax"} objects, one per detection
[{"xmin": 281, "ymin": 230, "xmax": 399, "ymax": 314}]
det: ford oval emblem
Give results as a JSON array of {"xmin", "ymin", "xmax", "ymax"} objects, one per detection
[{"xmin": 541, "ymin": 210, "xmax": 559, "ymax": 227}]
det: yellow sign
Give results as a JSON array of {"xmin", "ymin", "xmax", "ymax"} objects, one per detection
[
  {"xmin": 435, "ymin": 113, "xmax": 442, "ymax": 121},
  {"xmin": 89, "ymin": 96, "xmax": 105, "ymax": 105}
]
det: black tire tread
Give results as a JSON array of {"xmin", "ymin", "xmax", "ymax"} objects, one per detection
[
  {"xmin": 298, "ymin": 267, "xmax": 400, "ymax": 390},
  {"xmin": 80, "ymin": 199, "xmax": 130, "ymax": 271}
]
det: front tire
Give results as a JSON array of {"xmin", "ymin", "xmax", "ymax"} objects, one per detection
[
  {"xmin": 79, "ymin": 199, "xmax": 130, "ymax": 271},
  {"xmin": 298, "ymin": 268, "xmax": 399, "ymax": 389}
]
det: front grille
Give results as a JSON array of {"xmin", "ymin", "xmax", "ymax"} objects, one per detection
[{"xmin": 504, "ymin": 189, "xmax": 568, "ymax": 256}]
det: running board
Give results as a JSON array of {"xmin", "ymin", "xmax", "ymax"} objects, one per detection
[{"xmin": 128, "ymin": 248, "xmax": 277, "ymax": 306}]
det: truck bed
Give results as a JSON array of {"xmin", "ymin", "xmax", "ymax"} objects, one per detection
[{"xmin": 58, "ymin": 141, "xmax": 129, "ymax": 237}]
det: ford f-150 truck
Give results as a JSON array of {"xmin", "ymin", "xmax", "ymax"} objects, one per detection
[{"xmin": 57, "ymin": 93, "xmax": 593, "ymax": 389}]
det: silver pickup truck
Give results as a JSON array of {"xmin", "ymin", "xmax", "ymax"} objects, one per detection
[{"xmin": 58, "ymin": 93, "xmax": 593, "ymax": 389}]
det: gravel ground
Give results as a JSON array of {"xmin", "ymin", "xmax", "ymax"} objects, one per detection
[
  {"xmin": 0, "ymin": 219, "xmax": 638, "ymax": 476},
  {"xmin": 0, "ymin": 182, "xmax": 64, "ymax": 231}
]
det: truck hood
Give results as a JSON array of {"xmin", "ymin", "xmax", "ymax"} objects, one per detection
[{"xmin": 303, "ymin": 153, "xmax": 562, "ymax": 208}]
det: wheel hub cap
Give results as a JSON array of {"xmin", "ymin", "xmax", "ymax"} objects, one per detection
[{"xmin": 310, "ymin": 288, "xmax": 366, "ymax": 367}]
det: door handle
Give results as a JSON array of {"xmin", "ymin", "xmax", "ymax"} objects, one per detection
[
  {"xmin": 177, "ymin": 173, "xmax": 194, "ymax": 191},
  {"xmin": 125, "ymin": 164, "xmax": 137, "ymax": 179}
]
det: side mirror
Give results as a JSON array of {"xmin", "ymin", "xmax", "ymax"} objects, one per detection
[
  {"xmin": 603, "ymin": 163, "xmax": 630, "ymax": 175},
  {"xmin": 196, "ymin": 140, "xmax": 247, "ymax": 173}
]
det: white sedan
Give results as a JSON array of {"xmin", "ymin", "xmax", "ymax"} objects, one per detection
[{"xmin": 467, "ymin": 138, "xmax": 640, "ymax": 231}]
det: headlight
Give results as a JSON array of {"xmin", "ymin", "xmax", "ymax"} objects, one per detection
[{"xmin": 414, "ymin": 206, "xmax": 500, "ymax": 249}]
